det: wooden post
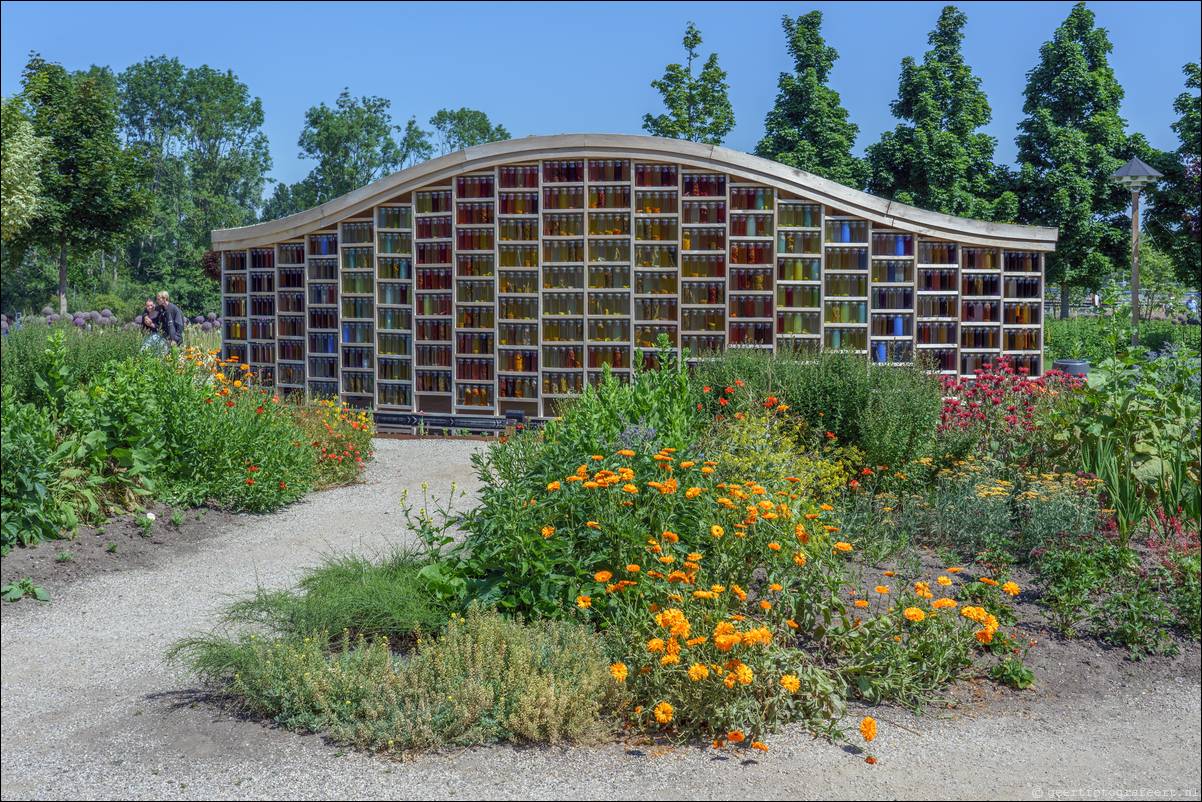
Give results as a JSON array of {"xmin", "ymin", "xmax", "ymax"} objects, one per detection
[{"xmin": 1131, "ymin": 188, "xmax": 1140, "ymax": 349}]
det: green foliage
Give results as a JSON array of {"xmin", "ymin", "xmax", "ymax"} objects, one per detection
[
  {"xmin": 428, "ymin": 108, "xmax": 510, "ymax": 155},
  {"xmin": 642, "ymin": 22, "xmax": 735, "ymax": 146},
  {"xmin": 11, "ymin": 54, "xmax": 154, "ymax": 316},
  {"xmin": 1044, "ymin": 315, "xmax": 1199, "ymax": 363},
  {"xmin": 0, "ymin": 319, "xmax": 144, "ymax": 407},
  {"xmin": 168, "ymin": 606, "xmax": 613, "ymax": 752},
  {"xmin": 1096, "ymin": 575, "xmax": 1177, "ymax": 659},
  {"xmin": 1015, "ymin": 3, "xmax": 1134, "ymax": 305},
  {"xmin": 754, "ymin": 11, "xmax": 868, "ymax": 189},
  {"xmin": 866, "ymin": 6, "xmax": 1015, "ymax": 221},
  {"xmin": 0, "ymin": 384, "xmax": 74, "ymax": 545},
  {"xmin": 988, "ymin": 655, "xmax": 1035, "ymax": 689},
  {"xmin": 296, "ymin": 90, "xmax": 405, "ymax": 205},
  {"xmin": 1144, "ymin": 63, "xmax": 1201, "ymax": 287},
  {"xmin": 1, "ymin": 577, "xmax": 50, "ymax": 602},
  {"xmin": 116, "ymin": 56, "xmax": 271, "ymax": 312},
  {"xmin": 691, "ymin": 346, "xmax": 942, "ymax": 470},
  {"xmin": 1, "ymin": 97, "xmax": 49, "ymax": 242}
]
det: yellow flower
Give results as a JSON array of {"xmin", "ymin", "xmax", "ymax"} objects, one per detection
[
  {"xmin": 937, "ymin": 576, "xmax": 952, "ymax": 586},
  {"xmin": 610, "ymin": 663, "xmax": 627, "ymax": 682},
  {"xmin": 860, "ymin": 717, "xmax": 877, "ymax": 742},
  {"xmin": 541, "ymin": 526, "xmax": 554, "ymax": 539},
  {"xmin": 781, "ymin": 674, "xmax": 801, "ymax": 693},
  {"xmin": 594, "ymin": 570, "xmax": 613, "ymax": 583},
  {"xmin": 736, "ymin": 663, "xmax": 754, "ymax": 685},
  {"xmin": 710, "ymin": 525, "xmax": 724, "ymax": 538},
  {"xmin": 903, "ymin": 607, "xmax": 925, "ymax": 622},
  {"xmin": 1002, "ymin": 581, "xmax": 1020, "ymax": 596},
  {"xmin": 576, "ymin": 595, "xmax": 592, "ymax": 609},
  {"xmin": 688, "ymin": 663, "xmax": 709, "ymax": 682},
  {"xmin": 653, "ymin": 702, "xmax": 674, "ymax": 724}
]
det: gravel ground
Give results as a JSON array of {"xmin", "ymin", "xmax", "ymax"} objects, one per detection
[{"xmin": 3, "ymin": 438, "xmax": 1200, "ymax": 801}]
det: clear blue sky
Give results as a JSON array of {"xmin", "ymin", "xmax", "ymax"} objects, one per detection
[{"xmin": 2, "ymin": 0, "xmax": 1199, "ymax": 192}]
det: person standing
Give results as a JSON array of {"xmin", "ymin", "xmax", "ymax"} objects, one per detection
[
  {"xmin": 155, "ymin": 291, "xmax": 185, "ymax": 346},
  {"xmin": 139, "ymin": 299, "xmax": 167, "ymax": 353}
]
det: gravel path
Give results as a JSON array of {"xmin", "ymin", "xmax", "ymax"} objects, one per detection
[{"xmin": 2, "ymin": 439, "xmax": 1200, "ymax": 801}]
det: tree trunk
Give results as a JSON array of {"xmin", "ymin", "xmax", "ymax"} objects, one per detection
[
  {"xmin": 58, "ymin": 238, "xmax": 69, "ymax": 316},
  {"xmin": 1060, "ymin": 281, "xmax": 1070, "ymax": 320}
]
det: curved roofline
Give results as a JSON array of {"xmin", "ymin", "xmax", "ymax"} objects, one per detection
[{"xmin": 212, "ymin": 133, "xmax": 1057, "ymax": 251}]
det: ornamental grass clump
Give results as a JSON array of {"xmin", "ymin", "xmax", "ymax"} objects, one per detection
[{"xmin": 170, "ymin": 606, "xmax": 614, "ymax": 753}]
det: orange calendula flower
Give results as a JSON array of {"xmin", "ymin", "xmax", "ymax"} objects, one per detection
[
  {"xmin": 626, "ymin": 564, "xmax": 641, "ymax": 572},
  {"xmin": 653, "ymin": 702, "xmax": 674, "ymax": 724},
  {"xmin": 610, "ymin": 663, "xmax": 627, "ymax": 682},
  {"xmin": 647, "ymin": 638, "xmax": 665, "ymax": 653},
  {"xmin": 662, "ymin": 531, "xmax": 680, "ymax": 543},
  {"xmin": 622, "ymin": 483, "xmax": 638, "ymax": 493},
  {"xmin": 793, "ymin": 552, "xmax": 807, "ymax": 567},
  {"xmin": 594, "ymin": 570, "xmax": 613, "ymax": 583},
  {"xmin": 975, "ymin": 629, "xmax": 994, "ymax": 644},
  {"xmin": 937, "ymin": 576, "xmax": 953, "ymax": 586},
  {"xmin": 760, "ymin": 601, "xmax": 772, "ymax": 611},
  {"xmin": 866, "ymin": 756, "xmax": 878, "ymax": 765},
  {"xmin": 882, "ymin": 571, "xmax": 896, "ymax": 577},
  {"xmin": 1002, "ymin": 581, "xmax": 1020, "ymax": 596},
  {"xmin": 752, "ymin": 741, "xmax": 769, "ymax": 752},
  {"xmin": 804, "ymin": 513, "xmax": 820, "ymax": 520},
  {"xmin": 583, "ymin": 481, "xmax": 599, "ymax": 489},
  {"xmin": 617, "ymin": 450, "xmax": 635, "ymax": 457},
  {"xmin": 980, "ymin": 577, "xmax": 999, "ymax": 586},
  {"xmin": 874, "ymin": 586, "xmax": 889, "ymax": 594},
  {"xmin": 710, "ymin": 525, "xmax": 724, "ymax": 538},
  {"xmin": 833, "ymin": 541, "xmax": 852, "ymax": 551},
  {"xmin": 680, "ymin": 461, "xmax": 695, "ymax": 468},
  {"xmin": 903, "ymin": 607, "xmax": 925, "ymax": 622},
  {"xmin": 731, "ymin": 584, "xmax": 748, "ymax": 602},
  {"xmin": 728, "ymin": 730, "xmax": 745, "ymax": 743},
  {"xmin": 688, "ymin": 663, "xmax": 709, "ymax": 682},
  {"xmin": 769, "ymin": 583, "xmax": 783, "ymax": 592},
  {"xmin": 946, "ymin": 567, "xmax": 962, "ymax": 573},
  {"xmin": 713, "ymin": 739, "xmax": 725, "ymax": 749},
  {"xmin": 854, "ymin": 599, "xmax": 869, "ymax": 608},
  {"xmin": 860, "ymin": 717, "xmax": 877, "ymax": 742},
  {"xmin": 658, "ymin": 556, "xmax": 675, "ymax": 564},
  {"xmin": 820, "ymin": 504, "xmax": 834, "ymax": 511},
  {"xmin": 932, "ymin": 598, "xmax": 957, "ymax": 609},
  {"xmin": 576, "ymin": 595, "xmax": 592, "ymax": 609},
  {"xmin": 685, "ymin": 487, "xmax": 702, "ymax": 499},
  {"xmin": 587, "ymin": 521, "xmax": 601, "ymax": 529},
  {"xmin": 786, "ymin": 619, "xmax": 798, "ymax": 629},
  {"xmin": 781, "ymin": 674, "xmax": 801, "ymax": 693},
  {"xmin": 541, "ymin": 526, "xmax": 555, "ymax": 539}
]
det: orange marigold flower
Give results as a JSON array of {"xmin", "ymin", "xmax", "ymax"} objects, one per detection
[
  {"xmin": 710, "ymin": 525, "xmax": 724, "ymax": 538},
  {"xmin": 860, "ymin": 717, "xmax": 877, "ymax": 742},
  {"xmin": 937, "ymin": 576, "xmax": 953, "ymax": 586},
  {"xmin": 751, "ymin": 741, "xmax": 769, "ymax": 752},
  {"xmin": 932, "ymin": 598, "xmax": 957, "ymax": 609},
  {"xmin": 980, "ymin": 577, "xmax": 1000, "ymax": 586},
  {"xmin": 688, "ymin": 663, "xmax": 709, "ymax": 682},
  {"xmin": 685, "ymin": 487, "xmax": 702, "ymax": 499},
  {"xmin": 587, "ymin": 521, "xmax": 601, "ymax": 529},
  {"xmin": 617, "ymin": 450, "xmax": 635, "ymax": 457},
  {"xmin": 623, "ymin": 483, "xmax": 639, "ymax": 494},
  {"xmin": 576, "ymin": 595, "xmax": 592, "ymax": 609},
  {"xmin": 769, "ymin": 583, "xmax": 783, "ymax": 592},
  {"xmin": 975, "ymin": 629, "xmax": 994, "ymax": 644},
  {"xmin": 760, "ymin": 600, "xmax": 772, "ymax": 611},
  {"xmin": 946, "ymin": 567, "xmax": 962, "ymax": 573},
  {"xmin": 854, "ymin": 599, "xmax": 869, "ymax": 608},
  {"xmin": 680, "ymin": 461, "xmax": 695, "ymax": 468},
  {"xmin": 610, "ymin": 663, "xmax": 627, "ymax": 682},
  {"xmin": 626, "ymin": 564, "xmax": 640, "ymax": 573},
  {"xmin": 793, "ymin": 552, "xmax": 807, "ymax": 567},
  {"xmin": 874, "ymin": 586, "xmax": 889, "ymax": 594},
  {"xmin": 583, "ymin": 481, "xmax": 599, "ymax": 488},
  {"xmin": 833, "ymin": 541, "xmax": 852, "ymax": 551},
  {"xmin": 647, "ymin": 638, "xmax": 665, "ymax": 653},
  {"xmin": 781, "ymin": 674, "xmax": 801, "ymax": 693},
  {"xmin": 594, "ymin": 570, "xmax": 613, "ymax": 583},
  {"xmin": 903, "ymin": 607, "xmax": 925, "ymax": 622},
  {"xmin": 728, "ymin": 730, "xmax": 746, "ymax": 743},
  {"xmin": 653, "ymin": 702, "xmax": 674, "ymax": 724},
  {"xmin": 660, "ymin": 654, "xmax": 680, "ymax": 666},
  {"xmin": 1002, "ymin": 581, "xmax": 1020, "ymax": 596},
  {"xmin": 662, "ymin": 530, "xmax": 680, "ymax": 543},
  {"xmin": 786, "ymin": 619, "xmax": 798, "ymax": 629},
  {"xmin": 541, "ymin": 526, "xmax": 555, "ymax": 539}
]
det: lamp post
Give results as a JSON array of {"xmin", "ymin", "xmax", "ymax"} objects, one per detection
[{"xmin": 1108, "ymin": 157, "xmax": 1163, "ymax": 348}]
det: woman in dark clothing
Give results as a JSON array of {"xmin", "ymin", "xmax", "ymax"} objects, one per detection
[
  {"xmin": 155, "ymin": 291, "xmax": 185, "ymax": 346},
  {"xmin": 139, "ymin": 299, "xmax": 167, "ymax": 353}
]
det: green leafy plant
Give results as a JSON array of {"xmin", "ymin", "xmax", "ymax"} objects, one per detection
[
  {"xmin": 56, "ymin": 550, "xmax": 75, "ymax": 563},
  {"xmin": 107, "ymin": 541, "xmax": 118, "ymax": 553},
  {"xmin": 988, "ymin": 655, "xmax": 1035, "ymax": 689},
  {"xmin": 170, "ymin": 510, "xmax": 186, "ymax": 529},
  {"xmin": 2, "ymin": 577, "xmax": 50, "ymax": 602}
]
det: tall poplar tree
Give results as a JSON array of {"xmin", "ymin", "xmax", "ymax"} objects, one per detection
[
  {"xmin": 866, "ymin": 5, "xmax": 1015, "ymax": 220},
  {"xmin": 1015, "ymin": 2, "xmax": 1132, "ymax": 316},
  {"xmin": 643, "ymin": 22, "xmax": 735, "ymax": 146},
  {"xmin": 755, "ymin": 11, "xmax": 867, "ymax": 189}
]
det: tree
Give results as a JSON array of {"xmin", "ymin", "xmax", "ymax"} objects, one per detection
[
  {"xmin": 1015, "ymin": 2, "xmax": 1133, "ymax": 318},
  {"xmin": 428, "ymin": 108, "xmax": 509, "ymax": 155},
  {"xmin": 399, "ymin": 116, "xmax": 435, "ymax": 166},
  {"xmin": 866, "ymin": 6, "xmax": 1015, "ymax": 220},
  {"xmin": 754, "ymin": 12, "xmax": 867, "ymax": 188},
  {"xmin": 297, "ymin": 90, "xmax": 405, "ymax": 204},
  {"xmin": 642, "ymin": 22, "xmax": 735, "ymax": 145},
  {"xmin": 1144, "ymin": 63, "xmax": 1201, "ymax": 287},
  {"xmin": 11, "ymin": 54, "xmax": 152, "ymax": 316},
  {"xmin": 117, "ymin": 56, "xmax": 272, "ymax": 310},
  {"xmin": 1, "ymin": 97, "xmax": 49, "ymax": 242}
]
